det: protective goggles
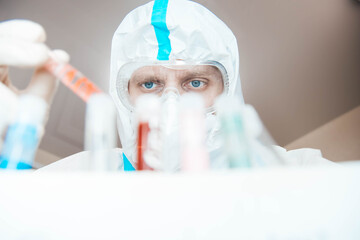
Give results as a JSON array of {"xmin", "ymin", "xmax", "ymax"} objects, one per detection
[{"xmin": 116, "ymin": 60, "xmax": 229, "ymax": 112}]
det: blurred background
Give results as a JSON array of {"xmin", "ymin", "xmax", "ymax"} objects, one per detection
[{"xmin": 0, "ymin": 0, "xmax": 359, "ymax": 165}]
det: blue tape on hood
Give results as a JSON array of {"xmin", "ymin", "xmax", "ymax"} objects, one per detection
[
  {"xmin": 151, "ymin": 0, "xmax": 172, "ymax": 60},
  {"xmin": 123, "ymin": 153, "xmax": 135, "ymax": 171}
]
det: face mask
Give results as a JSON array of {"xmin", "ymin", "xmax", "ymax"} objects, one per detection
[
  {"xmin": 205, "ymin": 111, "xmax": 229, "ymax": 169},
  {"xmin": 122, "ymin": 89, "xmax": 229, "ymax": 171},
  {"xmin": 158, "ymin": 88, "xmax": 181, "ymax": 171},
  {"xmin": 157, "ymin": 90, "xmax": 226, "ymax": 171}
]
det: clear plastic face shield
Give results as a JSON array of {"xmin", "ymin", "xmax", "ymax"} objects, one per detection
[{"xmin": 116, "ymin": 60, "xmax": 229, "ymax": 112}]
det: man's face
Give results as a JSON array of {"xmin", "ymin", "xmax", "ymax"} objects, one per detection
[{"xmin": 128, "ymin": 65, "xmax": 224, "ymax": 107}]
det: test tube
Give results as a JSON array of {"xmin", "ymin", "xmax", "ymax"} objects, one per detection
[
  {"xmin": 0, "ymin": 94, "xmax": 46, "ymax": 170},
  {"xmin": 85, "ymin": 93, "xmax": 117, "ymax": 171},
  {"xmin": 215, "ymin": 96, "xmax": 285, "ymax": 168},
  {"xmin": 135, "ymin": 95, "xmax": 161, "ymax": 171},
  {"xmin": 0, "ymin": 83, "xmax": 18, "ymax": 148},
  {"xmin": 179, "ymin": 93, "xmax": 209, "ymax": 171},
  {"xmin": 44, "ymin": 58, "xmax": 102, "ymax": 102},
  {"xmin": 215, "ymin": 95, "xmax": 251, "ymax": 168},
  {"xmin": 137, "ymin": 121, "xmax": 151, "ymax": 171},
  {"xmin": 160, "ymin": 90, "xmax": 181, "ymax": 172}
]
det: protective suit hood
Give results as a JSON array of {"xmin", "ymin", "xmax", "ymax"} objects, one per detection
[{"xmin": 110, "ymin": 0, "xmax": 243, "ymax": 164}]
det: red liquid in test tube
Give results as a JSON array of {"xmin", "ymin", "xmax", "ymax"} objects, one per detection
[
  {"xmin": 44, "ymin": 59, "xmax": 102, "ymax": 102},
  {"xmin": 137, "ymin": 122, "xmax": 153, "ymax": 171}
]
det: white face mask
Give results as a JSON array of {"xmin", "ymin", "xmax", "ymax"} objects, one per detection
[
  {"xmin": 130, "ymin": 88, "xmax": 226, "ymax": 171},
  {"xmin": 149, "ymin": 91, "xmax": 228, "ymax": 171},
  {"xmin": 158, "ymin": 88, "xmax": 181, "ymax": 171},
  {"xmin": 204, "ymin": 111, "xmax": 229, "ymax": 169},
  {"xmin": 159, "ymin": 88, "xmax": 181, "ymax": 135},
  {"xmin": 121, "ymin": 90, "xmax": 231, "ymax": 171}
]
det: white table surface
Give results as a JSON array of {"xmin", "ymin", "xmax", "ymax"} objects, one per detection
[{"xmin": 0, "ymin": 164, "xmax": 359, "ymax": 240}]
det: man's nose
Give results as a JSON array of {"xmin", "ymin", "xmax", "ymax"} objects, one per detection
[{"xmin": 162, "ymin": 75, "xmax": 186, "ymax": 95}]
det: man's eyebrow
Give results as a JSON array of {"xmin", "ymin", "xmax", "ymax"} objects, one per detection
[
  {"xmin": 131, "ymin": 75, "xmax": 161, "ymax": 83},
  {"xmin": 179, "ymin": 67, "xmax": 219, "ymax": 78}
]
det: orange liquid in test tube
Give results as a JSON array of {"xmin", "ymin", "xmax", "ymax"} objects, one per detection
[{"xmin": 44, "ymin": 59, "xmax": 102, "ymax": 102}]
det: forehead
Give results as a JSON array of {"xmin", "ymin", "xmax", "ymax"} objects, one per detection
[{"xmin": 130, "ymin": 65, "xmax": 223, "ymax": 80}]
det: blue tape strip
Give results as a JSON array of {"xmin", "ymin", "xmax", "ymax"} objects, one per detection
[
  {"xmin": 151, "ymin": 0, "xmax": 171, "ymax": 60},
  {"xmin": 0, "ymin": 158, "xmax": 8, "ymax": 169},
  {"xmin": 123, "ymin": 153, "xmax": 135, "ymax": 171}
]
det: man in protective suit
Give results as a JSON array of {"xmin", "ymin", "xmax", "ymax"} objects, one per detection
[{"xmin": 0, "ymin": 0, "xmax": 332, "ymax": 171}]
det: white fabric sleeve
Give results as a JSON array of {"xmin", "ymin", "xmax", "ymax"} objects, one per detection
[
  {"xmin": 273, "ymin": 145, "xmax": 338, "ymax": 167},
  {"xmin": 36, "ymin": 148, "xmax": 124, "ymax": 172}
]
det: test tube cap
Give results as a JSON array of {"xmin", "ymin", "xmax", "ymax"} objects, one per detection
[
  {"xmin": 179, "ymin": 93, "xmax": 205, "ymax": 111},
  {"xmin": 86, "ymin": 93, "xmax": 117, "ymax": 134}
]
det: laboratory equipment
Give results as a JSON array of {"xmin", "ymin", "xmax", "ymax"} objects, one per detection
[
  {"xmin": 0, "ymin": 83, "xmax": 18, "ymax": 145},
  {"xmin": 160, "ymin": 88, "xmax": 181, "ymax": 172},
  {"xmin": 85, "ymin": 93, "xmax": 117, "ymax": 171},
  {"xmin": 179, "ymin": 93, "xmax": 209, "ymax": 171},
  {"xmin": 45, "ymin": 58, "xmax": 102, "ymax": 102},
  {"xmin": 137, "ymin": 121, "xmax": 151, "ymax": 171},
  {"xmin": 0, "ymin": 94, "xmax": 46, "ymax": 170},
  {"xmin": 215, "ymin": 95, "xmax": 284, "ymax": 168},
  {"xmin": 135, "ymin": 95, "xmax": 161, "ymax": 171},
  {"xmin": 215, "ymin": 95, "xmax": 251, "ymax": 168}
]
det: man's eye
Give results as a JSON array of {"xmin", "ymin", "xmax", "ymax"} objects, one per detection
[
  {"xmin": 190, "ymin": 80, "xmax": 204, "ymax": 88},
  {"xmin": 142, "ymin": 81, "xmax": 156, "ymax": 89}
]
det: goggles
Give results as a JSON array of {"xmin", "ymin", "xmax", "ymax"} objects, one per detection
[{"xmin": 116, "ymin": 60, "xmax": 229, "ymax": 112}]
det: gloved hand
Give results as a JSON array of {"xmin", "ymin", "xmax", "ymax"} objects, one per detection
[
  {"xmin": 0, "ymin": 19, "xmax": 69, "ymax": 154},
  {"xmin": 0, "ymin": 19, "xmax": 69, "ymax": 127}
]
